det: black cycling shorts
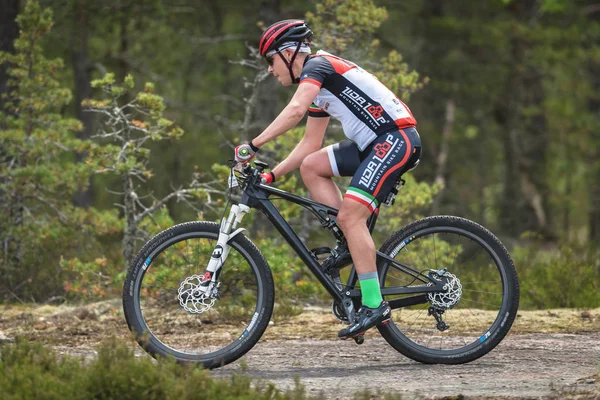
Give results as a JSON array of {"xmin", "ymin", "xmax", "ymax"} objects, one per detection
[{"xmin": 326, "ymin": 127, "xmax": 421, "ymax": 212}]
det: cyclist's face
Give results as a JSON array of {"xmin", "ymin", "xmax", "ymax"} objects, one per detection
[{"xmin": 267, "ymin": 51, "xmax": 293, "ymax": 87}]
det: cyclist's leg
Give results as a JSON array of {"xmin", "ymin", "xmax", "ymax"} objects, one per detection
[
  {"xmin": 338, "ymin": 128, "xmax": 421, "ymax": 338},
  {"xmin": 337, "ymin": 199, "xmax": 376, "ymax": 276},
  {"xmin": 341, "ymin": 127, "xmax": 422, "ymax": 276},
  {"xmin": 300, "ymin": 140, "xmax": 362, "ymax": 210},
  {"xmin": 337, "ymin": 199, "xmax": 381, "ymax": 310}
]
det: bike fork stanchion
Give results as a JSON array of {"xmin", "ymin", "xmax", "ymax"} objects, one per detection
[{"xmin": 201, "ymin": 204, "xmax": 250, "ymax": 288}]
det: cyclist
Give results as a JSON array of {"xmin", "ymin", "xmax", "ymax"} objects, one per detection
[{"xmin": 234, "ymin": 19, "xmax": 421, "ymax": 340}]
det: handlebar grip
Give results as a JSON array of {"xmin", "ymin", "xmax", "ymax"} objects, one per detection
[{"xmin": 242, "ymin": 163, "xmax": 253, "ymax": 173}]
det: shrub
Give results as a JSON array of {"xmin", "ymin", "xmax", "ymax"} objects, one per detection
[
  {"xmin": 0, "ymin": 338, "xmax": 405, "ymax": 399},
  {"xmin": 513, "ymin": 241, "xmax": 600, "ymax": 309}
]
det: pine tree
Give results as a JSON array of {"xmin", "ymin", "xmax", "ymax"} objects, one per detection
[{"xmin": 0, "ymin": 1, "xmax": 101, "ymax": 301}]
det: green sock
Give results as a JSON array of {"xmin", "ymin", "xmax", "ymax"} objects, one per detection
[{"xmin": 359, "ymin": 272, "xmax": 383, "ymax": 308}]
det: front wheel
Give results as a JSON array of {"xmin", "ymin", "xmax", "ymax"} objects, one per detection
[
  {"xmin": 377, "ymin": 216, "xmax": 519, "ymax": 364},
  {"xmin": 123, "ymin": 221, "xmax": 274, "ymax": 369}
]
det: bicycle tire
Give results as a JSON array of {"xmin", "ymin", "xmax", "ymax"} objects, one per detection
[
  {"xmin": 376, "ymin": 215, "xmax": 519, "ymax": 364},
  {"xmin": 123, "ymin": 221, "xmax": 274, "ymax": 369}
]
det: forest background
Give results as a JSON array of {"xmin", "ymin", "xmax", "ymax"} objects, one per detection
[{"xmin": 1, "ymin": 0, "xmax": 599, "ymax": 310}]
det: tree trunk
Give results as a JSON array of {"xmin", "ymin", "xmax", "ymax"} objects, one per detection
[
  {"xmin": 498, "ymin": 0, "xmax": 551, "ymax": 238},
  {"xmin": 254, "ymin": 0, "xmax": 284, "ymax": 134},
  {"xmin": 118, "ymin": 5, "xmax": 130, "ymax": 105},
  {"xmin": 590, "ymin": 173, "xmax": 600, "ymax": 241},
  {"xmin": 497, "ymin": 106, "xmax": 522, "ymax": 236},
  {"xmin": 0, "ymin": 0, "xmax": 20, "ymax": 274},
  {"xmin": 122, "ymin": 174, "xmax": 138, "ymax": 268},
  {"xmin": 587, "ymin": 5, "xmax": 600, "ymax": 242},
  {"xmin": 431, "ymin": 99, "xmax": 455, "ymax": 215},
  {"xmin": 71, "ymin": 0, "xmax": 94, "ymax": 207},
  {"xmin": 477, "ymin": 121, "xmax": 488, "ymax": 225}
]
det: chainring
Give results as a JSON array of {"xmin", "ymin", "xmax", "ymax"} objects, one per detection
[{"xmin": 332, "ymin": 301, "xmax": 349, "ymax": 322}]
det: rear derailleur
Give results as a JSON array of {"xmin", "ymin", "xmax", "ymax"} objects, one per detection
[{"xmin": 428, "ymin": 306, "xmax": 450, "ymax": 332}]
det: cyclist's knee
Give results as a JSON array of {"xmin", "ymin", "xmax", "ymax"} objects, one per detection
[
  {"xmin": 300, "ymin": 152, "xmax": 328, "ymax": 178},
  {"xmin": 299, "ymin": 154, "xmax": 315, "ymax": 177},
  {"xmin": 336, "ymin": 211, "xmax": 353, "ymax": 232},
  {"xmin": 337, "ymin": 201, "xmax": 371, "ymax": 231}
]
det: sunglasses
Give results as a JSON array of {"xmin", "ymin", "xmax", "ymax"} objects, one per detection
[{"xmin": 265, "ymin": 51, "xmax": 281, "ymax": 66}]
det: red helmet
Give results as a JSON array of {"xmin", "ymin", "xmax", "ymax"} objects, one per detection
[{"xmin": 259, "ymin": 20, "xmax": 313, "ymax": 56}]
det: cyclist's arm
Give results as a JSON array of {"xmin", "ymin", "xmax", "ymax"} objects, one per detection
[
  {"xmin": 251, "ymin": 83, "xmax": 321, "ymax": 148},
  {"xmin": 271, "ymin": 115, "xmax": 329, "ymax": 179}
]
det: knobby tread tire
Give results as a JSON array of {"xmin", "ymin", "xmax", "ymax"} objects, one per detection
[
  {"xmin": 376, "ymin": 215, "xmax": 520, "ymax": 364},
  {"xmin": 122, "ymin": 221, "xmax": 274, "ymax": 369}
]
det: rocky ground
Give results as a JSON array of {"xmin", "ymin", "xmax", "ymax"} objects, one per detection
[{"xmin": 1, "ymin": 301, "xmax": 599, "ymax": 399}]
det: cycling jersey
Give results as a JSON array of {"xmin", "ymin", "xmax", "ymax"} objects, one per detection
[{"xmin": 301, "ymin": 51, "xmax": 417, "ymax": 151}]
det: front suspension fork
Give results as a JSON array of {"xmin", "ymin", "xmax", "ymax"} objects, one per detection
[{"xmin": 200, "ymin": 204, "xmax": 250, "ymax": 290}]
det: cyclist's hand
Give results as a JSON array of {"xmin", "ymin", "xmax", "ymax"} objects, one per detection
[
  {"xmin": 260, "ymin": 172, "xmax": 275, "ymax": 185},
  {"xmin": 234, "ymin": 142, "xmax": 258, "ymax": 164}
]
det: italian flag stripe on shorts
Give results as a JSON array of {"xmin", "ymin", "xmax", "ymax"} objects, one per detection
[{"xmin": 345, "ymin": 187, "xmax": 379, "ymax": 212}]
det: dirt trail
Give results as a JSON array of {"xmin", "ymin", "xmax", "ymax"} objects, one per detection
[
  {"xmin": 211, "ymin": 333, "xmax": 600, "ymax": 399},
  {"xmin": 1, "ymin": 303, "xmax": 599, "ymax": 398}
]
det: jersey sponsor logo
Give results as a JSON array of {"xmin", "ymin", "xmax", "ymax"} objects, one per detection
[
  {"xmin": 341, "ymin": 86, "xmax": 387, "ymax": 126},
  {"xmin": 358, "ymin": 134, "xmax": 400, "ymax": 189},
  {"xmin": 367, "ymin": 105, "xmax": 384, "ymax": 119}
]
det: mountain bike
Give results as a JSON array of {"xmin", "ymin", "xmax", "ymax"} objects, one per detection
[{"xmin": 123, "ymin": 160, "xmax": 519, "ymax": 369}]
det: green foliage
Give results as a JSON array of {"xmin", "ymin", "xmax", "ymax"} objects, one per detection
[
  {"xmin": 375, "ymin": 176, "xmax": 441, "ymax": 240},
  {"xmin": 85, "ymin": 72, "xmax": 198, "ymax": 268},
  {"xmin": 514, "ymin": 240, "xmax": 600, "ymax": 309},
  {"xmin": 0, "ymin": 1, "xmax": 113, "ymax": 301},
  {"xmin": 58, "ymin": 208, "xmax": 123, "ymax": 299},
  {"xmin": 0, "ymin": 338, "xmax": 322, "ymax": 400},
  {"xmin": 2, "ymin": 0, "xmax": 598, "ymax": 310},
  {"xmin": 306, "ymin": 0, "xmax": 425, "ymax": 99},
  {"xmin": 375, "ymin": 51, "xmax": 427, "ymax": 102},
  {"xmin": 306, "ymin": 0, "xmax": 388, "ymax": 54},
  {"xmin": 0, "ymin": 338, "xmax": 410, "ymax": 399}
]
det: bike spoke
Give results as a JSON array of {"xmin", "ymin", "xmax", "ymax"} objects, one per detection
[
  {"xmin": 382, "ymin": 226, "xmax": 509, "ymax": 353},
  {"xmin": 136, "ymin": 235, "xmax": 260, "ymax": 357}
]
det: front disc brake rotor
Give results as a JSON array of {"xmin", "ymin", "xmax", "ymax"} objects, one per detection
[{"xmin": 178, "ymin": 275, "xmax": 216, "ymax": 314}]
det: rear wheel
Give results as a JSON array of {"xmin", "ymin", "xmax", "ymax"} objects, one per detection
[
  {"xmin": 377, "ymin": 216, "xmax": 519, "ymax": 364},
  {"xmin": 123, "ymin": 221, "xmax": 274, "ymax": 369}
]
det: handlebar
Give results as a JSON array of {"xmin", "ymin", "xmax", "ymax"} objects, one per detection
[{"xmin": 230, "ymin": 160, "xmax": 270, "ymax": 189}]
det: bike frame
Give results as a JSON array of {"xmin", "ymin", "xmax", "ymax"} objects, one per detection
[{"xmin": 233, "ymin": 171, "xmax": 445, "ymax": 311}]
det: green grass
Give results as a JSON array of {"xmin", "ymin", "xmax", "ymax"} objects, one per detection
[{"xmin": 0, "ymin": 338, "xmax": 404, "ymax": 400}]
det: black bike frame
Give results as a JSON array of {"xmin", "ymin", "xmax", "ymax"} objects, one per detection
[{"xmin": 238, "ymin": 177, "xmax": 444, "ymax": 310}]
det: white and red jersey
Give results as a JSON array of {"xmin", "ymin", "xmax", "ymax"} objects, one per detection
[{"xmin": 300, "ymin": 51, "xmax": 416, "ymax": 151}]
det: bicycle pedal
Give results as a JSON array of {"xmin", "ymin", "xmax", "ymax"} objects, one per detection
[{"xmin": 353, "ymin": 334, "xmax": 365, "ymax": 345}]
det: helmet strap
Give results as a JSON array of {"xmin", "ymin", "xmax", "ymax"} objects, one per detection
[{"xmin": 277, "ymin": 42, "xmax": 303, "ymax": 84}]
